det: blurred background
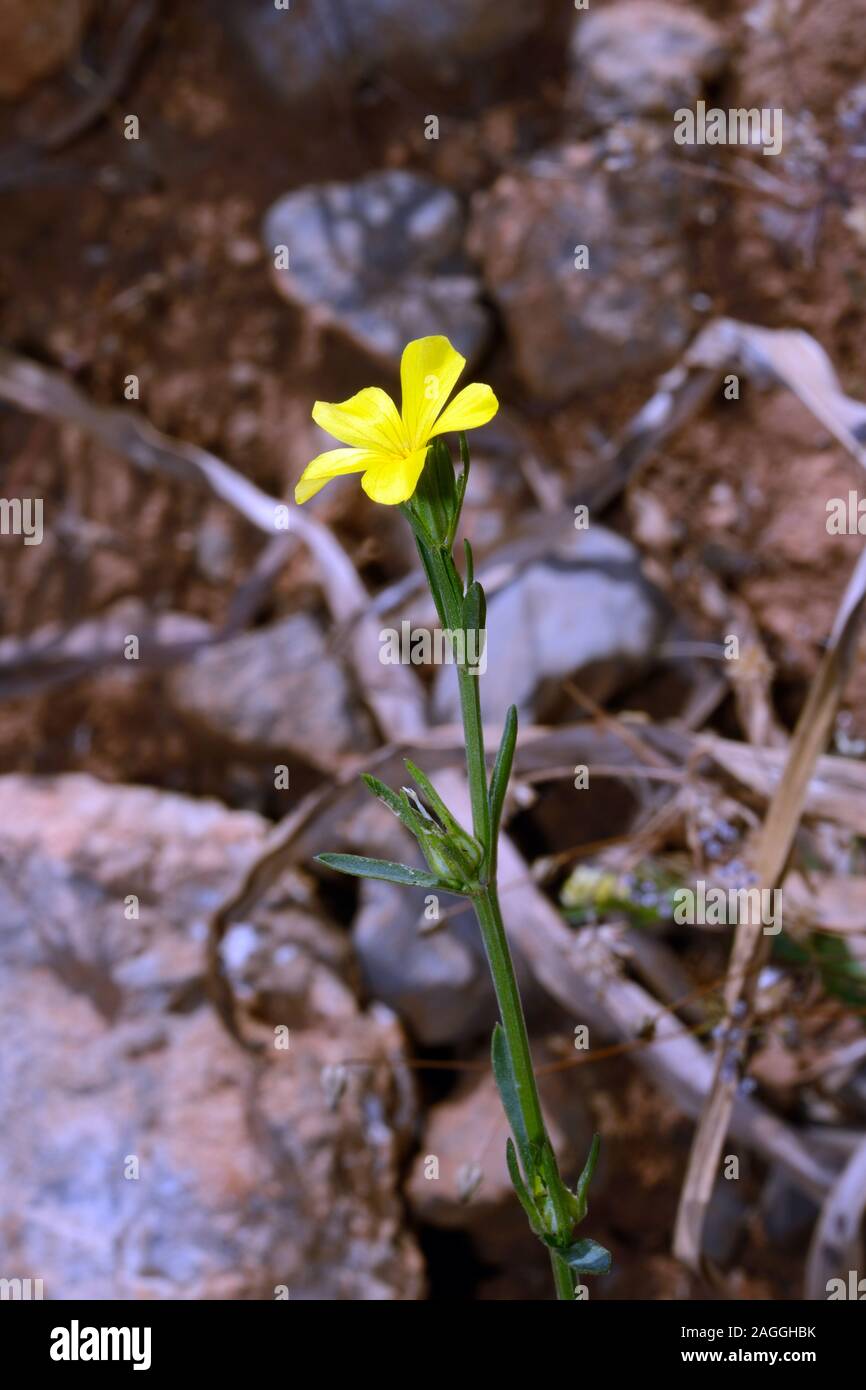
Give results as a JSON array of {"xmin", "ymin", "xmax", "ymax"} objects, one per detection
[{"xmin": 1, "ymin": 0, "xmax": 866, "ymax": 1300}]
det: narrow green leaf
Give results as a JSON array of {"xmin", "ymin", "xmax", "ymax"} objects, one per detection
[
  {"xmin": 316, "ymin": 853, "xmax": 442, "ymax": 888},
  {"xmin": 403, "ymin": 768, "xmax": 448, "ymax": 825},
  {"xmin": 572, "ymin": 1132, "xmax": 601, "ymax": 1223},
  {"xmin": 439, "ymin": 549, "xmax": 466, "ymax": 624},
  {"xmin": 463, "ymin": 537, "xmax": 474, "ymax": 590},
  {"xmin": 458, "ymin": 430, "xmax": 471, "ymax": 483},
  {"xmin": 491, "ymin": 1022, "xmax": 532, "ymax": 1175},
  {"xmin": 411, "ymin": 532, "xmax": 449, "ymax": 629},
  {"xmin": 462, "ymin": 578, "xmax": 486, "ymax": 635},
  {"xmin": 404, "ymin": 760, "xmax": 482, "ymax": 868},
  {"xmin": 560, "ymin": 1238, "xmax": 612, "ymax": 1276},
  {"xmin": 540, "ymin": 1141, "xmax": 573, "ymax": 1243},
  {"xmin": 361, "ymin": 773, "xmax": 425, "ymax": 838},
  {"xmin": 444, "ymin": 433, "xmax": 471, "ymax": 549},
  {"xmin": 400, "ymin": 497, "xmax": 437, "ymax": 552},
  {"xmin": 505, "ymin": 1138, "xmax": 544, "ymax": 1237},
  {"xmin": 488, "ymin": 704, "xmax": 517, "ymax": 846},
  {"xmin": 460, "ymin": 580, "xmax": 487, "ymax": 677}
]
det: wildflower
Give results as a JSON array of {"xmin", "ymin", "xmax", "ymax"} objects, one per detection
[
  {"xmin": 309, "ymin": 335, "xmax": 608, "ymax": 1298},
  {"xmin": 295, "ymin": 334, "xmax": 498, "ymax": 506}
]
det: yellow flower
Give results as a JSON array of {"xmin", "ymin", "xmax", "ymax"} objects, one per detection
[{"xmin": 295, "ymin": 335, "xmax": 498, "ymax": 506}]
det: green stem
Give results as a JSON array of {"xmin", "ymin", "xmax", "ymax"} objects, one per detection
[
  {"xmin": 457, "ymin": 665, "xmax": 491, "ymax": 856},
  {"xmin": 419, "ymin": 539, "xmax": 490, "ymax": 852},
  {"xmin": 450, "ymin": 574, "xmax": 543, "ymax": 1148},
  {"xmin": 463, "ymin": 695, "xmax": 571, "ymax": 1301},
  {"xmin": 472, "ymin": 884, "xmax": 547, "ymax": 1149},
  {"xmin": 417, "ymin": 503, "xmax": 574, "ymax": 1300},
  {"xmin": 550, "ymin": 1250, "xmax": 575, "ymax": 1301}
]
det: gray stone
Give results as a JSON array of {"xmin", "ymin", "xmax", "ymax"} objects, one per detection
[
  {"xmin": 704, "ymin": 1181, "xmax": 748, "ymax": 1267},
  {"xmin": 263, "ymin": 171, "xmax": 490, "ymax": 368},
  {"xmin": 406, "ymin": 1067, "xmax": 594, "ymax": 1253},
  {"xmin": 568, "ymin": 2, "xmax": 727, "ymax": 125},
  {"xmin": 761, "ymin": 1170, "xmax": 819, "ymax": 1251},
  {"xmin": 0, "ymin": 773, "xmax": 423, "ymax": 1300},
  {"xmin": 469, "ymin": 137, "xmax": 695, "ymax": 399},
  {"xmin": 168, "ymin": 614, "xmax": 375, "ymax": 769},
  {"xmin": 218, "ymin": 902, "xmax": 358, "ymax": 1027},
  {"xmin": 224, "ymin": 0, "xmax": 550, "ymax": 105},
  {"xmin": 434, "ymin": 525, "xmax": 669, "ymax": 725},
  {"xmin": 353, "ymin": 877, "xmax": 494, "ymax": 1047}
]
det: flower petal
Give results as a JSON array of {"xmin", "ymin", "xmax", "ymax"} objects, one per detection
[
  {"xmin": 400, "ymin": 336, "xmax": 466, "ymax": 450},
  {"xmin": 312, "ymin": 387, "xmax": 406, "ymax": 454},
  {"xmin": 429, "ymin": 382, "xmax": 498, "ymax": 439},
  {"xmin": 294, "ymin": 447, "xmax": 375, "ymax": 504},
  {"xmin": 361, "ymin": 446, "xmax": 429, "ymax": 506}
]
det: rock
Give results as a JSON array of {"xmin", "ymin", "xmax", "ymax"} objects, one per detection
[
  {"xmin": 761, "ymin": 1169, "xmax": 820, "ymax": 1251},
  {"xmin": 469, "ymin": 138, "xmax": 694, "ymax": 399},
  {"xmin": 406, "ymin": 1067, "xmax": 593, "ymax": 1244},
  {"xmin": 0, "ymin": 0, "xmax": 92, "ymax": 101},
  {"xmin": 0, "ymin": 773, "xmax": 423, "ymax": 1300},
  {"xmin": 168, "ymin": 614, "xmax": 375, "ymax": 769},
  {"xmin": 263, "ymin": 171, "xmax": 490, "ymax": 369},
  {"xmin": 703, "ymin": 1181, "xmax": 748, "ymax": 1267},
  {"xmin": 434, "ymin": 524, "xmax": 669, "ymax": 725},
  {"xmin": 218, "ymin": 901, "xmax": 358, "ymax": 1028},
  {"xmin": 568, "ymin": 2, "xmax": 727, "ymax": 125},
  {"xmin": 353, "ymin": 878, "xmax": 495, "ymax": 1046},
  {"xmin": 0, "ymin": 598, "xmax": 211, "ymax": 674},
  {"xmin": 224, "ymin": 0, "xmax": 550, "ymax": 105}
]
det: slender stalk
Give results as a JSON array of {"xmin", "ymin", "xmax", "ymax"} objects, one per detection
[
  {"xmin": 458, "ymin": 634, "xmax": 573, "ymax": 1300},
  {"xmin": 415, "ymin": 536, "xmax": 491, "ymax": 860},
  {"xmin": 550, "ymin": 1250, "xmax": 575, "ymax": 1300},
  {"xmin": 411, "ymin": 488, "xmax": 579, "ymax": 1300},
  {"xmin": 457, "ymin": 666, "xmax": 491, "ymax": 857},
  {"xmin": 472, "ymin": 884, "xmax": 547, "ymax": 1149}
]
